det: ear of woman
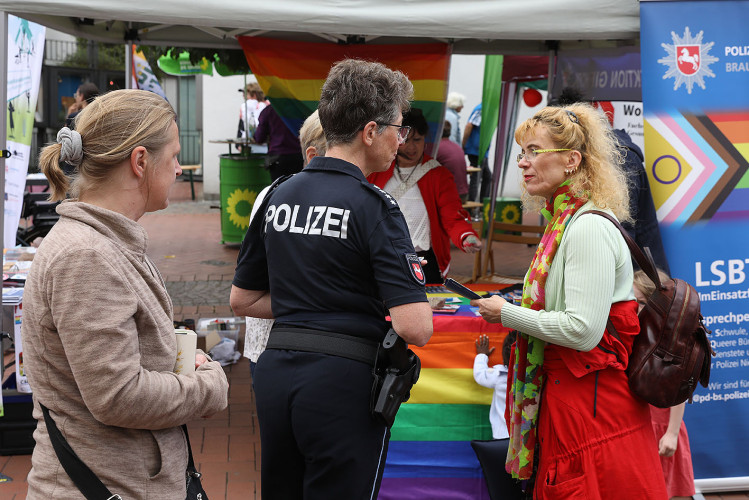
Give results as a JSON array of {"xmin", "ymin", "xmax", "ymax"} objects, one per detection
[
  {"xmin": 361, "ymin": 121, "xmax": 378, "ymax": 146},
  {"xmin": 567, "ymin": 150, "xmax": 582, "ymax": 169},
  {"xmin": 130, "ymin": 146, "xmax": 148, "ymax": 179}
]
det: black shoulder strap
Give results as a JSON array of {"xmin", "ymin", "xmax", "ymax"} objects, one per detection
[
  {"xmin": 40, "ymin": 403, "xmax": 118, "ymax": 500},
  {"xmin": 41, "ymin": 404, "xmax": 199, "ymax": 500}
]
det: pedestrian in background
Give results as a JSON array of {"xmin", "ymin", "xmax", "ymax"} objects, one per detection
[
  {"xmin": 463, "ymin": 102, "xmax": 492, "ymax": 203},
  {"xmin": 436, "ymin": 120, "xmax": 469, "ymax": 203},
  {"xmin": 368, "ymin": 108, "xmax": 481, "ymax": 283},
  {"xmin": 65, "ymin": 82, "xmax": 99, "ymax": 128},
  {"xmin": 445, "ymin": 91, "xmax": 465, "ymax": 144},
  {"xmin": 254, "ymin": 104, "xmax": 304, "ymax": 180},
  {"xmin": 236, "ymin": 82, "xmax": 268, "ymax": 154}
]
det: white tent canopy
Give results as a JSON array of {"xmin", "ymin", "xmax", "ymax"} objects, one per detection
[{"xmin": 0, "ymin": 0, "xmax": 640, "ymax": 53}]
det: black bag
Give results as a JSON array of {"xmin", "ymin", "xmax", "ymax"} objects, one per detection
[
  {"xmin": 588, "ymin": 211, "xmax": 715, "ymax": 408},
  {"xmin": 41, "ymin": 403, "xmax": 207, "ymax": 500},
  {"xmin": 470, "ymin": 439, "xmax": 524, "ymax": 500},
  {"xmin": 184, "ymin": 424, "xmax": 208, "ymax": 500}
]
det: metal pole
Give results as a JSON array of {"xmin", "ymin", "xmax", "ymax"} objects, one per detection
[
  {"xmin": 0, "ymin": 11, "xmax": 8, "ymax": 337},
  {"xmin": 481, "ymin": 80, "xmax": 514, "ymax": 276},
  {"xmin": 125, "ymin": 42, "xmax": 133, "ymax": 89}
]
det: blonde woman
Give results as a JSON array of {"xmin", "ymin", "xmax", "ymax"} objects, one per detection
[
  {"xmin": 24, "ymin": 89, "xmax": 228, "ymax": 499},
  {"xmin": 472, "ymin": 103, "xmax": 668, "ymax": 499}
]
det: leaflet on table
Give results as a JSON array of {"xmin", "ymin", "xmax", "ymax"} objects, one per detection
[
  {"xmin": 14, "ymin": 303, "xmax": 31, "ymax": 393},
  {"xmin": 2, "ymin": 287, "xmax": 23, "ymax": 305}
]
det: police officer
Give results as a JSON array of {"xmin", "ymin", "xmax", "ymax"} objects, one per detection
[{"xmin": 230, "ymin": 59, "xmax": 433, "ymax": 500}]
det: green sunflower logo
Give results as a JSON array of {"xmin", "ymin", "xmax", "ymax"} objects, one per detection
[
  {"xmin": 501, "ymin": 204, "xmax": 521, "ymax": 224},
  {"xmin": 226, "ymin": 188, "xmax": 258, "ymax": 229}
]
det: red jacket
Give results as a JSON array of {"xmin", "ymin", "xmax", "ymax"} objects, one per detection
[{"xmin": 368, "ymin": 156, "xmax": 476, "ymax": 275}]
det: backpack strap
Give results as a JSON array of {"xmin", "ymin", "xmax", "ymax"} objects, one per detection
[{"xmin": 585, "ymin": 210, "xmax": 663, "ymax": 291}]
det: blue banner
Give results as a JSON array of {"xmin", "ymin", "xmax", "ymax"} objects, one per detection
[
  {"xmin": 641, "ymin": 0, "xmax": 749, "ymax": 485},
  {"xmin": 551, "ymin": 46, "xmax": 642, "ymax": 101}
]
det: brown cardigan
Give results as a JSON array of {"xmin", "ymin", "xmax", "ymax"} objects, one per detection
[{"xmin": 22, "ymin": 201, "xmax": 228, "ymax": 499}]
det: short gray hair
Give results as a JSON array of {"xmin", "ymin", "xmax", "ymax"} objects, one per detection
[
  {"xmin": 318, "ymin": 59, "xmax": 413, "ymax": 146},
  {"xmin": 446, "ymin": 92, "xmax": 465, "ymax": 110}
]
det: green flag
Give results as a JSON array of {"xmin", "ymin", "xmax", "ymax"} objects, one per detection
[
  {"xmin": 478, "ymin": 55, "xmax": 503, "ymax": 162},
  {"xmin": 157, "ymin": 50, "xmax": 213, "ymax": 76}
]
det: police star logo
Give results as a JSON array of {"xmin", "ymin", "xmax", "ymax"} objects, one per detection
[
  {"xmin": 405, "ymin": 253, "xmax": 426, "ymax": 285},
  {"xmin": 658, "ymin": 27, "xmax": 718, "ymax": 94}
]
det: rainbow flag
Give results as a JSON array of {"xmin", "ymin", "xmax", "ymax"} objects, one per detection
[
  {"xmin": 237, "ymin": 37, "xmax": 450, "ymax": 153},
  {"xmin": 379, "ymin": 286, "xmax": 512, "ymax": 500}
]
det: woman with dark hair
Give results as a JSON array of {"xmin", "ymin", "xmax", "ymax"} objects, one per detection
[
  {"xmin": 65, "ymin": 82, "xmax": 100, "ymax": 128},
  {"xmin": 368, "ymin": 108, "xmax": 481, "ymax": 283}
]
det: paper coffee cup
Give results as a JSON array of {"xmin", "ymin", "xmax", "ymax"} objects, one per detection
[{"xmin": 174, "ymin": 328, "xmax": 197, "ymax": 374}]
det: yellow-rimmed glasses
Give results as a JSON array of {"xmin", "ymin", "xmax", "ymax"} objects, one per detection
[{"xmin": 516, "ymin": 148, "xmax": 572, "ymax": 164}]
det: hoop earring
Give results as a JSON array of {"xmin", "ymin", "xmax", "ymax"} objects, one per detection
[{"xmin": 565, "ymin": 167, "xmax": 576, "ymax": 176}]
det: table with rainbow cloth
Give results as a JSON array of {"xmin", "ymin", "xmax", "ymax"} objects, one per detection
[{"xmin": 379, "ymin": 284, "xmax": 513, "ymax": 500}]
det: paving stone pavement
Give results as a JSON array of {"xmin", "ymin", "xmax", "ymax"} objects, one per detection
[{"xmin": 140, "ymin": 180, "xmax": 240, "ymax": 321}]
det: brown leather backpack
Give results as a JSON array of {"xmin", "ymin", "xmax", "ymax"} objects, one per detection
[{"xmin": 589, "ymin": 211, "xmax": 715, "ymax": 408}]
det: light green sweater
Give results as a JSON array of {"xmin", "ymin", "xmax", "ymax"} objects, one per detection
[{"xmin": 500, "ymin": 202, "xmax": 635, "ymax": 352}]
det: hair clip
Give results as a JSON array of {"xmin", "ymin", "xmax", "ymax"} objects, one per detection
[{"xmin": 565, "ymin": 110, "xmax": 580, "ymax": 124}]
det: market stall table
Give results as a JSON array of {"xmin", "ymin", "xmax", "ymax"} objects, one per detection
[{"xmin": 379, "ymin": 283, "xmax": 513, "ymax": 500}]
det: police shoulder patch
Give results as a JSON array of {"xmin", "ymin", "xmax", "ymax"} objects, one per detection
[
  {"xmin": 362, "ymin": 181, "xmax": 399, "ymax": 209},
  {"xmin": 405, "ymin": 253, "xmax": 426, "ymax": 285}
]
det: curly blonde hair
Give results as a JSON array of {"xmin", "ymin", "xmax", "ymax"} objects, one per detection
[{"xmin": 514, "ymin": 103, "xmax": 631, "ymax": 221}]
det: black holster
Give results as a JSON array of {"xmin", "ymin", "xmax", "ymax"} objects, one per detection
[{"xmin": 370, "ymin": 328, "xmax": 421, "ymax": 427}]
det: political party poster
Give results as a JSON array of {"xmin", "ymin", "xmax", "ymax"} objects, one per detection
[
  {"xmin": 5, "ymin": 16, "xmax": 45, "ymax": 249},
  {"xmin": 641, "ymin": 0, "xmax": 749, "ymax": 489}
]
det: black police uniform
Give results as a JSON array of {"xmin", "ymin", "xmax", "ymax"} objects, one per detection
[{"xmin": 233, "ymin": 156, "xmax": 428, "ymax": 500}]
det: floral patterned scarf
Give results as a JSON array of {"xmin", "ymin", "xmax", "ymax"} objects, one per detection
[{"xmin": 506, "ymin": 182, "xmax": 587, "ymax": 480}]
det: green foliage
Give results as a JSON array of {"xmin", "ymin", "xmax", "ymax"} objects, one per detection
[
  {"xmin": 62, "ymin": 38, "xmax": 126, "ymax": 71},
  {"xmin": 163, "ymin": 47, "xmax": 251, "ymax": 74},
  {"xmin": 60, "ymin": 41, "xmax": 250, "ymax": 80}
]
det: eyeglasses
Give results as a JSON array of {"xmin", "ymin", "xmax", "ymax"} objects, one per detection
[
  {"xmin": 516, "ymin": 148, "xmax": 572, "ymax": 163},
  {"xmin": 378, "ymin": 123, "xmax": 411, "ymax": 144}
]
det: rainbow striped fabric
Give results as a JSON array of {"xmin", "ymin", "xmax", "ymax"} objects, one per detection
[
  {"xmin": 237, "ymin": 37, "xmax": 451, "ymax": 152},
  {"xmin": 378, "ymin": 288, "xmax": 512, "ymax": 500}
]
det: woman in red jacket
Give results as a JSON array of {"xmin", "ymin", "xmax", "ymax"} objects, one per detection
[{"xmin": 368, "ymin": 108, "xmax": 481, "ymax": 283}]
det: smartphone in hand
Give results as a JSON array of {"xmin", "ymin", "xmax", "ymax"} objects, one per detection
[{"xmin": 443, "ymin": 278, "xmax": 483, "ymax": 300}]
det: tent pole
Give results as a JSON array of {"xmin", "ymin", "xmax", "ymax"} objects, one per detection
[
  {"xmin": 481, "ymin": 80, "xmax": 514, "ymax": 276},
  {"xmin": 125, "ymin": 41, "xmax": 133, "ymax": 89},
  {"xmin": 500, "ymin": 83, "xmax": 521, "ymax": 197},
  {"xmin": 0, "ymin": 11, "xmax": 7, "ymax": 337},
  {"xmin": 546, "ymin": 43, "xmax": 558, "ymax": 104}
]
